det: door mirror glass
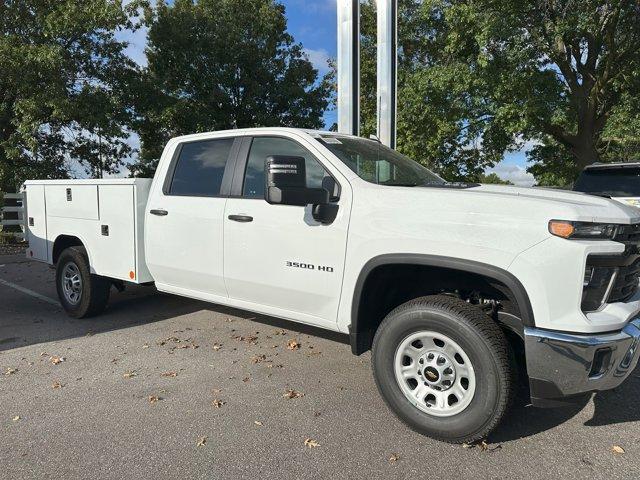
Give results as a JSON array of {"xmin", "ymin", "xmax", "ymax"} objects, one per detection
[{"xmin": 265, "ymin": 155, "xmax": 329, "ymax": 206}]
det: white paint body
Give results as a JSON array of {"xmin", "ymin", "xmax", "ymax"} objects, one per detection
[
  {"xmin": 24, "ymin": 128, "xmax": 640, "ymax": 335},
  {"xmin": 610, "ymin": 196, "xmax": 640, "ymax": 209}
]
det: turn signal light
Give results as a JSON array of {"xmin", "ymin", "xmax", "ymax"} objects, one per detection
[
  {"xmin": 549, "ymin": 221, "xmax": 574, "ymax": 238},
  {"xmin": 549, "ymin": 220, "xmax": 618, "ymax": 240}
]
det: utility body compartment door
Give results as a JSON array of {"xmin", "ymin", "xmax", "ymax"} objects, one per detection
[
  {"xmin": 46, "ymin": 185, "xmax": 99, "ymax": 220},
  {"xmin": 25, "ymin": 184, "xmax": 48, "ymax": 262},
  {"xmin": 94, "ymin": 185, "xmax": 136, "ymax": 280}
]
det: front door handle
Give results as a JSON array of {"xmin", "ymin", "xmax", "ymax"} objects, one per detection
[
  {"xmin": 228, "ymin": 214, "xmax": 253, "ymax": 223},
  {"xmin": 150, "ymin": 209, "xmax": 168, "ymax": 216}
]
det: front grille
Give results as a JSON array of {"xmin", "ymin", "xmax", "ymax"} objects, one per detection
[
  {"xmin": 609, "ymin": 258, "xmax": 640, "ymax": 303},
  {"xmin": 609, "ymin": 224, "xmax": 640, "ymax": 303},
  {"xmin": 614, "ymin": 223, "xmax": 640, "ymax": 244}
]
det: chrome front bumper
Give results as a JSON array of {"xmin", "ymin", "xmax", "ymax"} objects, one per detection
[{"xmin": 524, "ymin": 318, "xmax": 640, "ymax": 407}]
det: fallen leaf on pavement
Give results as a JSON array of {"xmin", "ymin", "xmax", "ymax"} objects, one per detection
[
  {"xmin": 274, "ymin": 329, "xmax": 287, "ymax": 336},
  {"xmin": 388, "ymin": 454, "xmax": 400, "ymax": 464},
  {"xmin": 123, "ymin": 371, "xmax": 137, "ymax": 379},
  {"xmin": 251, "ymin": 354, "xmax": 267, "ymax": 364},
  {"xmin": 304, "ymin": 438, "xmax": 319, "ymax": 448},
  {"xmin": 612, "ymin": 445, "xmax": 625, "ymax": 455},
  {"xmin": 287, "ymin": 339, "xmax": 300, "ymax": 350},
  {"xmin": 148, "ymin": 395, "xmax": 160, "ymax": 404},
  {"xmin": 283, "ymin": 389, "xmax": 304, "ymax": 399},
  {"xmin": 197, "ymin": 436, "xmax": 207, "ymax": 447},
  {"xmin": 254, "ymin": 421, "xmax": 263, "ymax": 426},
  {"xmin": 161, "ymin": 371, "xmax": 177, "ymax": 377},
  {"xmin": 212, "ymin": 399, "xmax": 226, "ymax": 408},
  {"xmin": 463, "ymin": 440, "xmax": 502, "ymax": 452},
  {"xmin": 52, "ymin": 381, "xmax": 64, "ymax": 389},
  {"xmin": 50, "ymin": 356, "xmax": 65, "ymax": 365},
  {"xmin": 234, "ymin": 335, "xmax": 258, "ymax": 344}
]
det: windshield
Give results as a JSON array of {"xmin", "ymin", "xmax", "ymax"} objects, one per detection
[
  {"xmin": 574, "ymin": 167, "xmax": 640, "ymax": 197},
  {"xmin": 315, "ymin": 135, "xmax": 445, "ymax": 186}
]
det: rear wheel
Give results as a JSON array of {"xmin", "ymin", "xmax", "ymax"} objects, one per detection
[
  {"xmin": 372, "ymin": 295, "xmax": 514, "ymax": 443},
  {"xmin": 56, "ymin": 247, "xmax": 110, "ymax": 318}
]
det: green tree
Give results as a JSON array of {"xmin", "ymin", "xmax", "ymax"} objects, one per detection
[
  {"xmin": 131, "ymin": 0, "xmax": 332, "ymax": 176},
  {"xmin": 0, "ymin": 0, "xmax": 143, "ymax": 191},
  {"xmin": 360, "ymin": 0, "xmax": 514, "ymax": 181},
  {"xmin": 457, "ymin": 0, "xmax": 640, "ymax": 184},
  {"xmin": 359, "ymin": 0, "xmax": 640, "ymax": 184},
  {"xmin": 475, "ymin": 172, "xmax": 513, "ymax": 185}
]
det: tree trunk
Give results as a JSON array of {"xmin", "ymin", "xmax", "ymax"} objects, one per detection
[{"xmin": 569, "ymin": 138, "xmax": 600, "ymax": 171}]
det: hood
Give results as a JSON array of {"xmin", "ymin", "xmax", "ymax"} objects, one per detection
[
  {"xmin": 365, "ymin": 182, "xmax": 640, "ymax": 225},
  {"xmin": 455, "ymin": 184, "xmax": 640, "ymax": 224},
  {"xmin": 609, "ymin": 196, "xmax": 640, "ymax": 209}
]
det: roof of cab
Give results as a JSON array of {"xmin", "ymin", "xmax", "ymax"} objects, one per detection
[
  {"xmin": 584, "ymin": 162, "xmax": 640, "ymax": 170},
  {"xmin": 171, "ymin": 127, "xmax": 355, "ymax": 143}
]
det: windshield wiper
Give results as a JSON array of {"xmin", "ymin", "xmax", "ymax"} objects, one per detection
[
  {"xmin": 420, "ymin": 181, "xmax": 479, "ymax": 189},
  {"xmin": 584, "ymin": 192, "xmax": 613, "ymax": 198},
  {"xmin": 379, "ymin": 182, "xmax": 421, "ymax": 187}
]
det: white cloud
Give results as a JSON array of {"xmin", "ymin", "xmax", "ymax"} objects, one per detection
[
  {"xmin": 304, "ymin": 47, "xmax": 331, "ymax": 75},
  {"xmin": 487, "ymin": 163, "xmax": 536, "ymax": 187}
]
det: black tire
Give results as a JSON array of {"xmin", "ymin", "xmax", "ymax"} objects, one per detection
[
  {"xmin": 55, "ymin": 246, "xmax": 111, "ymax": 318},
  {"xmin": 372, "ymin": 295, "xmax": 515, "ymax": 444}
]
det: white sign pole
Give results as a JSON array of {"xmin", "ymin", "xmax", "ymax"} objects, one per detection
[
  {"xmin": 337, "ymin": 0, "xmax": 360, "ymax": 136},
  {"xmin": 376, "ymin": 0, "xmax": 397, "ymax": 148}
]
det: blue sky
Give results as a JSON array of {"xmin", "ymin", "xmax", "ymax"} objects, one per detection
[{"xmin": 117, "ymin": 0, "xmax": 533, "ymax": 185}]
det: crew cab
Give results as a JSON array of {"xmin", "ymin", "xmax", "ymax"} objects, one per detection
[{"xmin": 24, "ymin": 128, "xmax": 640, "ymax": 443}]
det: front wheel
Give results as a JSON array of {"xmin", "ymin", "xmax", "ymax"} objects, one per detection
[
  {"xmin": 372, "ymin": 295, "xmax": 514, "ymax": 443},
  {"xmin": 56, "ymin": 246, "xmax": 111, "ymax": 318}
]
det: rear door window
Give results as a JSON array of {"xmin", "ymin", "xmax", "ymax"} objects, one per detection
[{"xmin": 168, "ymin": 138, "xmax": 235, "ymax": 196}]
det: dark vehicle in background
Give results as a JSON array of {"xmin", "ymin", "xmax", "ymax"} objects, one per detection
[{"xmin": 574, "ymin": 163, "xmax": 640, "ymax": 208}]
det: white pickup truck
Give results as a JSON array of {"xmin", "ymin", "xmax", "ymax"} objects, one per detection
[{"xmin": 24, "ymin": 127, "xmax": 640, "ymax": 443}]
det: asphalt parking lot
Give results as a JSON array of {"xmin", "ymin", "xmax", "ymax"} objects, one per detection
[{"xmin": 1, "ymin": 254, "xmax": 639, "ymax": 479}]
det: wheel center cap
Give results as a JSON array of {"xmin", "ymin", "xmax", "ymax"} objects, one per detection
[
  {"xmin": 424, "ymin": 366, "xmax": 439, "ymax": 382},
  {"xmin": 421, "ymin": 350, "xmax": 456, "ymax": 391}
]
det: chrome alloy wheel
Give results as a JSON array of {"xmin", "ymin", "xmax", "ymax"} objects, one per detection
[
  {"xmin": 62, "ymin": 261, "xmax": 83, "ymax": 305},
  {"xmin": 394, "ymin": 331, "xmax": 476, "ymax": 417}
]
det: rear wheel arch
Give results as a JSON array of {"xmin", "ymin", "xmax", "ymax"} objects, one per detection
[
  {"xmin": 349, "ymin": 254, "xmax": 535, "ymax": 355},
  {"xmin": 52, "ymin": 235, "xmax": 89, "ymax": 265}
]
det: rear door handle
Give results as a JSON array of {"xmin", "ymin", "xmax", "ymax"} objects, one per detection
[
  {"xmin": 150, "ymin": 209, "xmax": 168, "ymax": 216},
  {"xmin": 228, "ymin": 214, "xmax": 253, "ymax": 223}
]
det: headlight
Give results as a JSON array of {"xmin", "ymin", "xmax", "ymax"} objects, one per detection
[{"xmin": 549, "ymin": 220, "xmax": 618, "ymax": 240}]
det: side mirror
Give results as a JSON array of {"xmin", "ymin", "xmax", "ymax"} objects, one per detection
[{"xmin": 265, "ymin": 155, "xmax": 329, "ymax": 206}]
